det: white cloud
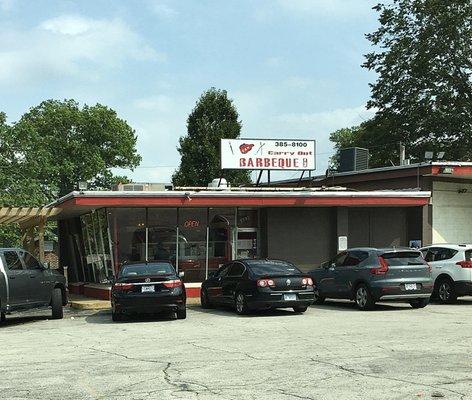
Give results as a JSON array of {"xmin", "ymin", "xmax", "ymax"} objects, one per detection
[
  {"xmin": 274, "ymin": 105, "xmax": 374, "ymax": 133},
  {"xmin": 133, "ymin": 95, "xmax": 174, "ymax": 113},
  {"xmin": 147, "ymin": 1, "xmax": 178, "ymax": 19},
  {"xmin": 0, "ymin": 14, "xmax": 165, "ymax": 85},
  {"xmin": 0, "ymin": 0, "xmax": 14, "ymax": 12},
  {"xmin": 278, "ymin": 0, "xmax": 376, "ymax": 18}
]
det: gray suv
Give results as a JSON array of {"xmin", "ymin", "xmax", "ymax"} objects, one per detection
[
  {"xmin": 0, "ymin": 248, "xmax": 68, "ymax": 323},
  {"xmin": 309, "ymin": 248, "xmax": 433, "ymax": 310}
]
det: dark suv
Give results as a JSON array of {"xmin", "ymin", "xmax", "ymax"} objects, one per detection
[
  {"xmin": 0, "ymin": 248, "xmax": 68, "ymax": 323},
  {"xmin": 309, "ymin": 248, "xmax": 433, "ymax": 310}
]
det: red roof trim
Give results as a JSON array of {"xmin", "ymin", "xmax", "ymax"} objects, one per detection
[{"xmin": 59, "ymin": 195, "xmax": 429, "ymax": 208}]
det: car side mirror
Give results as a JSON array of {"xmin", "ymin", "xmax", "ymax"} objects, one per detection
[{"xmin": 178, "ymin": 271, "xmax": 185, "ymax": 278}]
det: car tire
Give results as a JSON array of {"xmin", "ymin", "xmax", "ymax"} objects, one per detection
[
  {"xmin": 409, "ymin": 298, "xmax": 429, "ymax": 309},
  {"xmin": 51, "ymin": 288, "xmax": 64, "ymax": 320},
  {"xmin": 112, "ymin": 311, "xmax": 123, "ymax": 322},
  {"xmin": 200, "ymin": 289, "xmax": 212, "ymax": 309},
  {"xmin": 293, "ymin": 306, "xmax": 308, "ymax": 313},
  {"xmin": 235, "ymin": 292, "xmax": 249, "ymax": 315},
  {"xmin": 176, "ymin": 308, "xmax": 187, "ymax": 320},
  {"xmin": 0, "ymin": 311, "xmax": 5, "ymax": 324},
  {"xmin": 436, "ymin": 278, "xmax": 457, "ymax": 304},
  {"xmin": 355, "ymin": 284, "xmax": 375, "ymax": 311},
  {"xmin": 313, "ymin": 288, "xmax": 325, "ymax": 304}
]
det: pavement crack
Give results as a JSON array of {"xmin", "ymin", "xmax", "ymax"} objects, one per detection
[
  {"xmin": 310, "ymin": 357, "xmax": 467, "ymax": 398},
  {"xmin": 161, "ymin": 361, "xmax": 220, "ymax": 397},
  {"xmin": 277, "ymin": 389, "xmax": 316, "ymax": 400},
  {"xmin": 87, "ymin": 346, "xmax": 165, "ymax": 364},
  {"xmin": 189, "ymin": 341, "xmax": 265, "ymax": 360}
]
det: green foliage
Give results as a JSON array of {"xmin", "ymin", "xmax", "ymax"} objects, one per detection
[
  {"xmin": 172, "ymin": 88, "xmax": 251, "ymax": 187},
  {"xmin": 8, "ymin": 99, "xmax": 141, "ymax": 197},
  {"xmin": 331, "ymin": 0, "xmax": 472, "ymax": 166},
  {"xmin": 0, "ymin": 100, "xmax": 141, "ymax": 246}
]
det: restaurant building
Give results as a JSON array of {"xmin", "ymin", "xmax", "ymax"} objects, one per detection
[{"xmin": 50, "ymin": 187, "xmax": 430, "ymax": 298}]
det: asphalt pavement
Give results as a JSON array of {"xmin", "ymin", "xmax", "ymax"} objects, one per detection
[{"xmin": 1, "ymin": 299, "xmax": 472, "ymax": 400}]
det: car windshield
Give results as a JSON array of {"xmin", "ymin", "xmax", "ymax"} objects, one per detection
[
  {"xmin": 381, "ymin": 251, "xmax": 426, "ymax": 266},
  {"xmin": 120, "ymin": 263, "xmax": 175, "ymax": 277},
  {"xmin": 247, "ymin": 260, "xmax": 301, "ymax": 276}
]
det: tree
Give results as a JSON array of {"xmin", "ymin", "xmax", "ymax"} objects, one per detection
[
  {"xmin": 7, "ymin": 99, "xmax": 141, "ymax": 197},
  {"xmin": 172, "ymin": 88, "xmax": 251, "ymax": 187},
  {"xmin": 331, "ymin": 1, "xmax": 472, "ymax": 167}
]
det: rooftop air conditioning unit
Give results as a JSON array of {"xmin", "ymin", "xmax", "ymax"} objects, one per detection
[{"xmin": 338, "ymin": 147, "xmax": 369, "ymax": 173}]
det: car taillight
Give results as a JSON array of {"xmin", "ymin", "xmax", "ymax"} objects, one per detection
[
  {"xmin": 257, "ymin": 279, "xmax": 275, "ymax": 287},
  {"xmin": 302, "ymin": 277, "xmax": 313, "ymax": 286},
  {"xmin": 371, "ymin": 256, "xmax": 389, "ymax": 275},
  {"xmin": 113, "ymin": 283, "xmax": 134, "ymax": 291},
  {"xmin": 456, "ymin": 261, "xmax": 472, "ymax": 269},
  {"xmin": 162, "ymin": 279, "xmax": 183, "ymax": 288}
]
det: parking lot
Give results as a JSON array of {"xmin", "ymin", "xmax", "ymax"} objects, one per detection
[{"xmin": 1, "ymin": 300, "xmax": 472, "ymax": 400}]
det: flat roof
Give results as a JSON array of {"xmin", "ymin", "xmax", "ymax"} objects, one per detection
[
  {"xmin": 49, "ymin": 189, "xmax": 431, "ymax": 219},
  {"xmin": 272, "ymin": 161, "xmax": 472, "ymax": 185}
]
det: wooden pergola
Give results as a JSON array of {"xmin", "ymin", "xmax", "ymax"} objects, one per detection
[{"xmin": 0, "ymin": 207, "xmax": 62, "ymax": 262}]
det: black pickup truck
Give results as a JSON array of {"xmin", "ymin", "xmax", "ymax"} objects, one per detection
[{"xmin": 0, "ymin": 248, "xmax": 68, "ymax": 323}]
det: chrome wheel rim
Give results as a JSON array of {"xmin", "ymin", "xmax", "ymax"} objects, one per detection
[
  {"xmin": 439, "ymin": 282, "xmax": 451, "ymax": 301},
  {"xmin": 236, "ymin": 294, "xmax": 244, "ymax": 313},
  {"xmin": 356, "ymin": 287, "xmax": 367, "ymax": 308}
]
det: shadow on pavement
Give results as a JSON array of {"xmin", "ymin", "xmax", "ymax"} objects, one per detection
[
  {"xmin": 188, "ymin": 304, "xmax": 306, "ymax": 318},
  {"xmin": 311, "ymin": 300, "xmax": 410, "ymax": 312},
  {"xmin": 85, "ymin": 309, "xmax": 179, "ymax": 325},
  {"xmin": 0, "ymin": 314, "xmax": 50, "ymax": 328}
]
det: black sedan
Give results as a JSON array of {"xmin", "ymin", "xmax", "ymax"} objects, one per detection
[
  {"xmin": 111, "ymin": 261, "xmax": 186, "ymax": 321},
  {"xmin": 200, "ymin": 259, "xmax": 315, "ymax": 315}
]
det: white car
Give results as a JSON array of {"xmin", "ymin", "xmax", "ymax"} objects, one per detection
[{"xmin": 421, "ymin": 244, "xmax": 472, "ymax": 303}]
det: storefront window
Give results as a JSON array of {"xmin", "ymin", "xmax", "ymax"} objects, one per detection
[
  {"xmin": 236, "ymin": 209, "xmax": 259, "ymax": 259},
  {"xmin": 178, "ymin": 208, "xmax": 207, "ymax": 283},
  {"xmin": 108, "ymin": 208, "xmax": 146, "ymax": 270},
  {"xmin": 147, "ymin": 209, "xmax": 177, "ymax": 266},
  {"xmin": 80, "ymin": 210, "xmax": 113, "ymax": 283},
  {"xmin": 208, "ymin": 208, "xmax": 236, "ymax": 275}
]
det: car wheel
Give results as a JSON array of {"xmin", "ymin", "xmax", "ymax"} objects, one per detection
[
  {"xmin": 409, "ymin": 298, "xmax": 429, "ymax": 309},
  {"xmin": 355, "ymin": 284, "xmax": 375, "ymax": 311},
  {"xmin": 112, "ymin": 311, "xmax": 123, "ymax": 322},
  {"xmin": 176, "ymin": 308, "xmax": 187, "ymax": 320},
  {"xmin": 293, "ymin": 306, "xmax": 308, "ymax": 313},
  {"xmin": 51, "ymin": 288, "xmax": 64, "ymax": 320},
  {"xmin": 436, "ymin": 278, "xmax": 457, "ymax": 304},
  {"xmin": 0, "ymin": 311, "xmax": 5, "ymax": 324},
  {"xmin": 200, "ymin": 289, "xmax": 212, "ymax": 309},
  {"xmin": 313, "ymin": 288, "xmax": 325, "ymax": 304},
  {"xmin": 235, "ymin": 292, "xmax": 248, "ymax": 315}
]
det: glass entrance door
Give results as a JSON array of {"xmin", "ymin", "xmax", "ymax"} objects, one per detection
[{"xmin": 236, "ymin": 228, "xmax": 258, "ymax": 259}]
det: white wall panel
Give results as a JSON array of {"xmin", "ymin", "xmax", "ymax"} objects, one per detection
[{"xmin": 432, "ymin": 181, "xmax": 472, "ymax": 244}]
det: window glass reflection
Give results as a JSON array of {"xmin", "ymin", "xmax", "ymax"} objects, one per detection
[
  {"xmin": 108, "ymin": 208, "xmax": 146, "ymax": 269},
  {"xmin": 178, "ymin": 208, "xmax": 207, "ymax": 283}
]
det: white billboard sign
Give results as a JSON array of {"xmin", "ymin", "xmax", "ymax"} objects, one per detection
[{"xmin": 221, "ymin": 139, "xmax": 316, "ymax": 170}]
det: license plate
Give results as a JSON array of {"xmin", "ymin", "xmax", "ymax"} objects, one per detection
[
  {"xmin": 283, "ymin": 293, "xmax": 297, "ymax": 301},
  {"xmin": 141, "ymin": 285, "xmax": 155, "ymax": 293},
  {"xmin": 405, "ymin": 283, "xmax": 417, "ymax": 291}
]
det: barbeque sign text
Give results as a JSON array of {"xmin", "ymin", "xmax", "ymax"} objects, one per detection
[{"xmin": 220, "ymin": 139, "xmax": 316, "ymax": 171}]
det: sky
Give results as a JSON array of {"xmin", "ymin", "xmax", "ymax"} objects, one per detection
[{"xmin": 0, "ymin": 0, "xmax": 380, "ymax": 183}]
